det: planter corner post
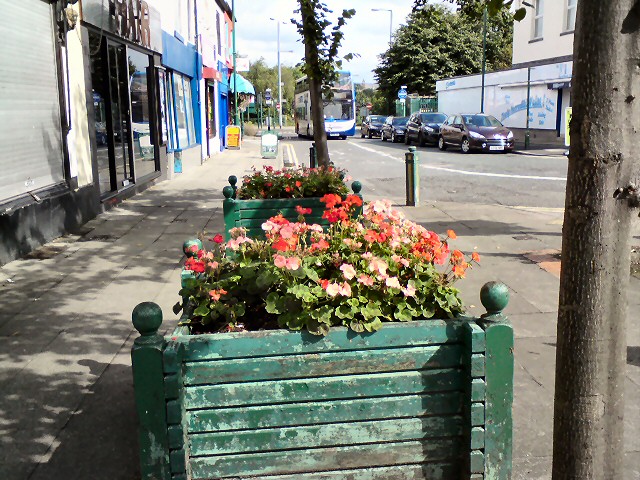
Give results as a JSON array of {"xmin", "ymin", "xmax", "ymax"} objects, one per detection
[
  {"xmin": 131, "ymin": 302, "xmax": 171, "ymax": 480},
  {"xmin": 223, "ymin": 183, "xmax": 237, "ymax": 241},
  {"xmin": 479, "ymin": 281, "xmax": 514, "ymax": 480}
]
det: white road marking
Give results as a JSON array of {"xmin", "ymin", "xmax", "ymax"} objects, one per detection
[{"xmin": 350, "ymin": 142, "xmax": 567, "ymax": 182}]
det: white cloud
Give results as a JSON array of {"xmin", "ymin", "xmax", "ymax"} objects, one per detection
[{"xmin": 234, "ymin": 0, "xmax": 416, "ymax": 85}]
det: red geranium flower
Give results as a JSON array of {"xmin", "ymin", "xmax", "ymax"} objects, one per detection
[{"xmin": 211, "ymin": 234, "xmax": 224, "ymax": 244}]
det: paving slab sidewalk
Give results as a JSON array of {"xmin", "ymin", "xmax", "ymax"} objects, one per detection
[{"xmin": 0, "ymin": 138, "xmax": 638, "ymax": 479}]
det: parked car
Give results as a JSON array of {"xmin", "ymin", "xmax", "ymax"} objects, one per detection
[
  {"xmin": 405, "ymin": 112, "xmax": 448, "ymax": 146},
  {"xmin": 360, "ymin": 115, "xmax": 387, "ymax": 138},
  {"xmin": 438, "ymin": 114, "xmax": 515, "ymax": 153},
  {"xmin": 381, "ymin": 116, "xmax": 409, "ymax": 143}
]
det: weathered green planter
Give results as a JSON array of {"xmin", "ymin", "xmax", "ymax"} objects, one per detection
[
  {"xmin": 222, "ymin": 176, "xmax": 363, "ymax": 240},
  {"xmin": 131, "ymin": 282, "xmax": 514, "ymax": 480}
]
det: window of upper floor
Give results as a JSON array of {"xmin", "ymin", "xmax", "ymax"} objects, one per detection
[
  {"xmin": 532, "ymin": 0, "xmax": 544, "ymax": 40},
  {"xmin": 564, "ymin": 0, "xmax": 577, "ymax": 32}
]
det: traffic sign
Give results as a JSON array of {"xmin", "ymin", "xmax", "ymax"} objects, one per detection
[
  {"xmin": 366, "ymin": 103, "xmax": 373, "ymax": 109},
  {"xmin": 398, "ymin": 86, "xmax": 407, "ymax": 100},
  {"xmin": 265, "ymin": 89, "xmax": 272, "ymax": 101},
  {"xmin": 276, "ymin": 103, "xmax": 281, "ymax": 110}
]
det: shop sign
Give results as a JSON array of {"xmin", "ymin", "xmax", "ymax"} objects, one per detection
[
  {"xmin": 226, "ymin": 125, "xmax": 241, "ymax": 149},
  {"xmin": 82, "ymin": 0, "xmax": 162, "ymax": 52}
]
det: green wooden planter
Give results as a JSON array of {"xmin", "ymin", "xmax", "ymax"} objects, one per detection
[
  {"xmin": 131, "ymin": 282, "xmax": 514, "ymax": 480},
  {"xmin": 222, "ymin": 175, "xmax": 363, "ymax": 240}
]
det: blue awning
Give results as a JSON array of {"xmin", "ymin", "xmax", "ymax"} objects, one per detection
[{"xmin": 229, "ymin": 73, "xmax": 255, "ymax": 95}]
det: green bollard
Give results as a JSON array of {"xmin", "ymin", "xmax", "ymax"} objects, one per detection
[{"xmin": 405, "ymin": 146, "xmax": 420, "ymax": 206}]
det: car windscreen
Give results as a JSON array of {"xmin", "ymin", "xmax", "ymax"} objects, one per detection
[
  {"xmin": 392, "ymin": 117, "xmax": 408, "ymax": 126},
  {"xmin": 420, "ymin": 113, "xmax": 447, "ymax": 124},
  {"xmin": 463, "ymin": 115, "xmax": 503, "ymax": 127},
  {"xmin": 370, "ymin": 116, "xmax": 386, "ymax": 123}
]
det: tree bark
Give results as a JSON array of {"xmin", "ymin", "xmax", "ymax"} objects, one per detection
[
  {"xmin": 552, "ymin": 1, "xmax": 639, "ymax": 478},
  {"xmin": 300, "ymin": 2, "xmax": 330, "ymax": 167}
]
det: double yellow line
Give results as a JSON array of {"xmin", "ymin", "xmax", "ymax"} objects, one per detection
[{"xmin": 281, "ymin": 143, "xmax": 299, "ymax": 168}]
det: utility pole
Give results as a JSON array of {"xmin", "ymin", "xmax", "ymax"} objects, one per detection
[
  {"xmin": 277, "ymin": 20, "xmax": 282, "ymax": 128},
  {"xmin": 480, "ymin": 5, "xmax": 487, "ymax": 113},
  {"xmin": 231, "ymin": 0, "xmax": 238, "ymax": 125}
]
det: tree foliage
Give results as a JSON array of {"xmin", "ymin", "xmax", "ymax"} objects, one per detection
[
  {"xmin": 374, "ymin": 4, "xmax": 512, "ymax": 105},
  {"xmin": 244, "ymin": 58, "xmax": 304, "ymax": 117},
  {"xmin": 292, "ymin": 1, "xmax": 355, "ymax": 167}
]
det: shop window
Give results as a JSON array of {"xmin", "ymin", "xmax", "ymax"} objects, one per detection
[
  {"xmin": 170, "ymin": 71, "xmax": 197, "ymax": 150},
  {"xmin": 88, "ymin": 30, "xmax": 160, "ymax": 197}
]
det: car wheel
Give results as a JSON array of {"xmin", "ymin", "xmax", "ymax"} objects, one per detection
[
  {"xmin": 461, "ymin": 137, "xmax": 471, "ymax": 154},
  {"xmin": 418, "ymin": 132, "xmax": 426, "ymax": 147},
  {"xmin": 391, "ymin": 132, "xmax": 396, "ymax": 143},
  {"xmin": 438, "ymin": 136, "xmax": 447, "ymax": 151},
  {"xmin": 368, "ymin": 132, "xmax": 372, "ymax": 139}
]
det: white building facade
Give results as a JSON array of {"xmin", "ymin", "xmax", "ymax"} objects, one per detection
[{"xmin": 437, "ymin": 0, "xmax": 577, "ymax": 146}]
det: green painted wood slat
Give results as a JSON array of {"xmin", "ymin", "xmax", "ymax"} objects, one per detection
[
  {"xmin": 187, "ymin": 392, "xmax": 463, "ymax": 433},
  {"xmin": 174, "ymin": 319, "xmax": 465, "ymax": 362},
  {"xmin": 189, "ymin": 416, "xmax": 464, "ymax": 456},
  {"xmin": 189, "ymin": 438, "xmax": 462, "ymax": 479},
  {"xmin": 242, "ymin": 463, "xmax": 460, "ymax": 480},
  {"xmin": 184, "ymin": 369, "xmax": 465, "ymax": 409},
  {"xmin": 183, "ymin": 344, "xmax": 462, "ymax": 386}
]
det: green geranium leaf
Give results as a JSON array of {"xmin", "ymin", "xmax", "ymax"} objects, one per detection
[
  {"xmin": 193, "ymin": 305, "xmax": 210, "ymax": 317},
  {"xmin": 336, "ymin": 305, "xmax": 355, "ymax": 320},
  {"xmin": 303, "ymin": 267, "xmax": 320, "ymax": 283},
  {"xmin": 363, "ymin": 317, "xmax": 384, "ymax": 332},
  {"xmin": 394, "ymin": 308, "xmax": 413, "ymax": 322},
  {"xmin": 350, "ymin": 320, "xmax": 365, "ymax": 333},
  {"xmin": 361, "ymin": 304, "xmax": 382, "ymax": 320},
  {"xmin": 422, "ymin": 305, "xmax": 436, "ymax": 318},
  {"xmin": 257, "ymin": 271, "xmax": 278, "ymax": 289},
  {"xmin": 307, "ymin": 318, "xmax": 330, "ymax": 336},
  {"xmin": 265, "ymin": 292, "xmax": 281, "ymax": 314},
  {"xmin": 172, "ymin": 302, "xmax": 183, "ymax": 315}
]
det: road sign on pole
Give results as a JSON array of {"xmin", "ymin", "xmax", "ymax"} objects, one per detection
[
  {"xmin": 398, "ymin": 85, "xmax": 407, "ymax": 100},
  {"xmin": 265, "ymin": 88, "xmax": 272, "ymax": 106}
]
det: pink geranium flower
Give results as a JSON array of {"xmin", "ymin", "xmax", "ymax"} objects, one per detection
[{"xmin": 340, "ymin": 263, "xmax": 356, "ymax": 280}]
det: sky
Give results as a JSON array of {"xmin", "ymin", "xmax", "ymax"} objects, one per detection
[{"xmin": 234, "ymin": 1, "xmax": 418, "ymax": 85}]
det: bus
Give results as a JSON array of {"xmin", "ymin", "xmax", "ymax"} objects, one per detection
[{"xmin": 294, "ymin": 71, "xmax": 356, "ymax": 139}]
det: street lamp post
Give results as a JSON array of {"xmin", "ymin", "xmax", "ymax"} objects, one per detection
[
  {"xmin": 270, "ymin": 18, "xmax": 288, "ymax": 129},
  {"xmin": 371, "ymin": 8, "xmax": 393, "ymax": 46}
]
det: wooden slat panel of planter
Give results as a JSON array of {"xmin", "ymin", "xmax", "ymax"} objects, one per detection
[
  {"xmin": 187, "ymin": 391, "xmax": 463, "ymax": 433},
  {"xmin": 188, "ymin": 439, "xmax": 462, "ymax": 479},
  {"xmin": 233, "ymin": 197, "xmax": 326, "ymax": 210},
  {"xmin": 189, "ymin": 416, "xmax": 464, "ymax": 456},
  {"xmin": 183, "ymin": 344, "xmax": 462, "ymax": 385},
  {"xmin": 177, "ymin": 320, "xmax": 464, "ymax": 361},
  {"xmin": 237, "ymin": 463, "xmax": 459, "ymax": 480},
  {"xmin": 184, "ymin": 369, "xmax": 464, "ymax": 409}
]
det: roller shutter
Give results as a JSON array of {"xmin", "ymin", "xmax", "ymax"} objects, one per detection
[{"xmin": 0, "ymin": 0, "xmax": 65, "ymax": 203}]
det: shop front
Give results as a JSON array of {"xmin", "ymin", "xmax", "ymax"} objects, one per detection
[
  {"xmin": 83, "ymin": 0, "xmax": 166, "ymax": 199},
  {"xmin": 162, "ymin": 31, "xmax": 201, "ymax": 171}
]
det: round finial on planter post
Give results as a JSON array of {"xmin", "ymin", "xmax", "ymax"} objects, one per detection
[
  {"xmin": 228, "ymin": 175, "xmax": 238, "ymax": 187},
  {"xmin": 480, "ymin": 281, "xmax": 510, "ymax": 321},
  {"xmin": 351, "ymin": 181, "xmax": 362, "ymax": 194},
  {"xmin": 183, "ymin": 238, "xmax": 203, "ymax": 257},
  {"xmin": 132, "ymin": 302, "xmax": 163, "ymax": 338},
  {"xmin": 222, "ymin": 185, "xmax": 234, "ymax": 199}
]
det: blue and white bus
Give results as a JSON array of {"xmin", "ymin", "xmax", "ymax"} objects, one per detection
[{"xmin": 294, "ymin": 71, "xmax": 356, "ymax": 139}]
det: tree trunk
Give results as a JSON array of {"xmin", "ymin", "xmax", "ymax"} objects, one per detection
[
  {"xmin": 300, "ymin": 3, "xmax": 330, "ymax": 167},
  {"xmin": 308, "ymin": 74, "xmax": 330, "ymax": 167},
  {"xmin": 552, "ymin": 1, "xmax": 639, "ymax": 478}
]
